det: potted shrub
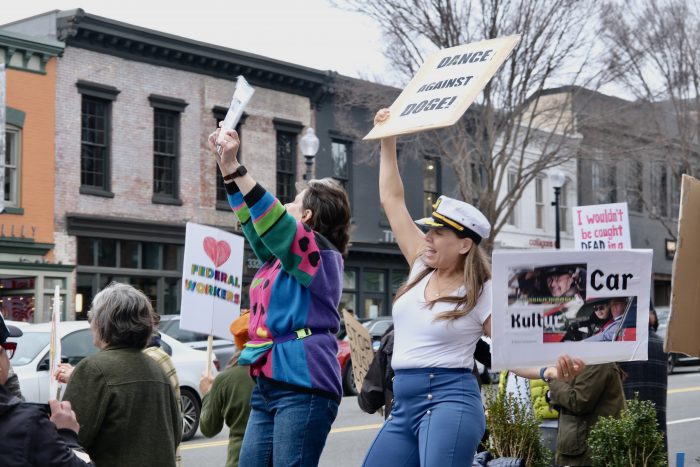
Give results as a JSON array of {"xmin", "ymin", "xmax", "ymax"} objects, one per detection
[
  {"xmin": 483, "ymin": 386, "xmax": 552, "ymax": 467},
  {"xmin": 588, "ymin": 398, "xmax": 667, "ymax": 467}
]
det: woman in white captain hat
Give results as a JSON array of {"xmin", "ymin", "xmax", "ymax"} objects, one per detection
[{"xmin": 362, "ymin": 109, "xmax": 583, "ymax": 467}]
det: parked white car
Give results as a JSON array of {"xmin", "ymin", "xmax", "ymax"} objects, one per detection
[{"xmin": 8, "ymin": 320, "xmax": 217, "ymax": 441}]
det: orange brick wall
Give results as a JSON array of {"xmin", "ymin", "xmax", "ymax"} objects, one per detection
[{"xmin": 2, "ymin": 58, "xmax": 57, "ymax": 250}]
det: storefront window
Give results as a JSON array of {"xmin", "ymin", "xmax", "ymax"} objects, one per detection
[
  {"xmin": 339, "ymin": 293, "xmax": 357, "ymax": 315},
  {"xmin": 363, "ymin": 297, "xmax": 384, "ymax": 319},
  {"xmin": 363, "ymin": 270, "xmax": 385, "ymax": 293},
  {"xmin": 163, "ymin": 244, "xmax": 183, "ymax": 271},
  {"xmin": 120, "ymin": 241, "xmax": 139, "ymax": 269},
  {"xmin": 0, "ymin": 295, "xmax": 35, "ymax": 322},
  {"xmin": 142, "ymin": 243, "xmax": 161, "ymax": 270},
  {"xmin": 45, "ymin": 278, "xmax": 66, "ymax": 290},
  {"xmin": 391, "ymin": 271, "xmax": 408, "ymax": 295},
  {"xmin": 77, "ymin": 238, "xmax": 94, "ymax": 265},
  {"xmin": 163, "ymin": 277, "xmax": 181, "ymax": 315},
  {"xmin": 96, "ymin": 239, "xmax": 117, "ymax": 267},
  {"xmin": 343, "ymin": 270, "xmax": 356, "ymax": 289}
]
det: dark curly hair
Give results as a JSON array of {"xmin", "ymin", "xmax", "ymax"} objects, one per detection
[{"xmin": 302, "ymin": 178, "xmax": 351, "ymax": 257}]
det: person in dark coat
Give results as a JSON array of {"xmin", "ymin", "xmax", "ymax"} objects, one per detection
[
  {"xmin": 547, "ymin": 363, "xmax": 626, "ymax": 466},
  {"xmin": 0, "ymin": 314, "xmax": 93, "ymax": 466},
  {"xmin": 618, "ymin": 306, "xmax": 668, "ymax": 455},
  {"xmin": 62, "ymin": 283, "xmax": 181, "ymax": 467}
]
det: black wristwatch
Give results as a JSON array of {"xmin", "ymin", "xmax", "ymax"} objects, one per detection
[{"xmin": 223, "ymin": 165, "xmax": 247, "ymax": 183}]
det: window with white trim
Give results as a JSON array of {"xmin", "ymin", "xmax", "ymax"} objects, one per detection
[{"xmin": 4, "ymin": 126, "xmax": 20, "ymax": 207}]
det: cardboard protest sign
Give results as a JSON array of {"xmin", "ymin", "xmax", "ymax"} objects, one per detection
[
  {"xmin": 180, "ymin": 222, "xmax": 244, "ymax": 340},
  {"xmin": 667, "ymin": 174, "xmax": 700, "ymax": 358},
  {"xmin": 573, "ymin": 202, "xmax": 631, "ymax": 250},
  {"xmin": 343, "ymin": 310, "xmax": 374, "ymax": 392},
  {"xmin": 491, "ymin": 249, "xmax": 652, "ymax": 370},
  {"xmin": 364, "ymin": 35, "xmax": 520, "ymax": 140}
]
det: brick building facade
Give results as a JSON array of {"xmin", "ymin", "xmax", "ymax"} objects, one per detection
[{"xmin": 0, "ymin": 28, "xmax": 67, "ymax": 321}]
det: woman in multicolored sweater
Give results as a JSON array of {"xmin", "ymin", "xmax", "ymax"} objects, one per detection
[{"xmin": 208, "ymin": 126, "xmax": 351, "ymax": 467}]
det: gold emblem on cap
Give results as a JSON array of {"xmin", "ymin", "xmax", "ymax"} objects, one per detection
[{"xmin": 432, "ymin": 212, "xmax": 465, "ymax": 231}]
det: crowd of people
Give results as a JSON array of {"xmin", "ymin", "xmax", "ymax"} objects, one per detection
[{"xmin": 0, "ymin": 108, "xmax": 669, "ymax": 467}]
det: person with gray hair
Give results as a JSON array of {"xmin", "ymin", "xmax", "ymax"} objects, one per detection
[{"xmin": 62, "ymin": 283, "xmax": 181, "ymax": 467}]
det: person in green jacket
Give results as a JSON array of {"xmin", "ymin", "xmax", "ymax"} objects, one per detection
[
  {"xmin": 547, "ymin": 363, "xmax": 626, "ymax": 466},
  {"xmin": 62, "ymin": 283, "xmax": 182, "ymax": 467},
  {"xmin": 199, "ymin": 350, "xmax": 254, "ymax": 467}
]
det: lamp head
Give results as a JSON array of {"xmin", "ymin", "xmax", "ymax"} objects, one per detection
[{"xmin": 300, "ymin": 127, "xmax": 320, "ymax": 158}]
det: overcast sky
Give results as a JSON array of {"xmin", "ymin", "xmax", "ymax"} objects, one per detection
[{"xmin": 0, "ymin": 0, "xmax": 397, "ymax": 83}]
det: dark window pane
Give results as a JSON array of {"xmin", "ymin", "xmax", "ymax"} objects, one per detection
[
  {"xmin": 163, "ymin": 244, "xmax": 183, "ymax": 271},
  {"xmin": 80, "ymin": 96, "xmax": 109, "ymax": 189},
  {"xmin": 364, "ymin": 270, "xmax": 386, "ymax": 293},
  {"xmin": 343, "ymin": 270, "xmax": 356, "ymax": 290},
  {"xmin": 128, "ymin": 277, "xmax": 158, "ymax": 310},
  {"xmin": 77, "ymin": 238, "xmax": 95, "ymax": 266},
  {"xmin": 153, "ymin": 109, "xmax": 179, "ymax": 197},
  {"xmin": 142, "ymin": 243, "xmax": 161, "ymax": 270},
  {"xmin": 423, "ymin": 158, "xmax": 439, "ymax": 217},
  {"xmin": 76, "ymin": 273, "xmax": 94, "ymax": 319},
  {"xmin": 96, "ymin": 239, "xmax": 116, "ymax": 267},
  {"xmin": 331, "ymin": 141, "xmax": 349, "ymax": 180},
  {"xmin": 339, "ymin": 292, "xmax": 356, "ymax": 314},
  {"xmin": 163, "ymin": 277, "xmax": 181, "ymax": 314},
  {"xmin": 391, "ymin": 271, "xmax": 408, "ymax": 293},
  {"xmin": 276, "ymin": 131, "xmax": 296, "ymax": 204},
  {"xmin": 626, "ymin": 161, "xmax": 643, "ymax": 212},
  {"xmin": 120, "ymin": 241, "xmax": 139, "ymax": 269}
]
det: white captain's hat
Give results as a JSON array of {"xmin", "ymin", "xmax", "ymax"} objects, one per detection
[{"xmin": 415, "ymin": 195, "xmax": 491, "ymax": 244}]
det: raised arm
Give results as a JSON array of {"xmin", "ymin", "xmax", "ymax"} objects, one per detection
[
  {"xmin": 209, "ymin": 128, "xmax": 273, "ymax": 263},
  {"xmin": 375, "ymin": 109, "xmax": 425, "ymax": 264},
  {"xmin": 210, "ymin": 128, "xmax": 322, "ymax": 286}
]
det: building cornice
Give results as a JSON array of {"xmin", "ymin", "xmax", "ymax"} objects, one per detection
[
  {"xmin": 55, "ymin": 9, "xmax": 331, "ymax": 102},
  {"xmin": 0, "ymin": 29, "xmax": 64, "ymax": 74}
]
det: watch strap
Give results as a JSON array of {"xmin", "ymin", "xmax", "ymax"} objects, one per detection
[{"xmin": 223, "ymin": 165, "xmax": 246, "ymax": 182}]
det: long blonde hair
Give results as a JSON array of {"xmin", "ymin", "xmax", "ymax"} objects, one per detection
[{"xmin": 394, "ymin": 245, "xmax": 491, "ymax": 321}]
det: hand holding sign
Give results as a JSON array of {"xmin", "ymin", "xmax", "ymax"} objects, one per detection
[{"xmin": 209, "ymin": 127, "xmax": 241, "ymax": 176}]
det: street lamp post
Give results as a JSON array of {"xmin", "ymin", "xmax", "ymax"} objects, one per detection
[
  {"xmin": 300, "ymin": 127, "xmax": 320, "ymax": 181},
  {"xmin": 550, "ymin": 168, "xmax": 566, "ymax": 250}
]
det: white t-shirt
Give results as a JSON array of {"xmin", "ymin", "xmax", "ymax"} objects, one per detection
[{"xmin": 391, "ymin": 258, "xmax": 492, "ymax": 370}]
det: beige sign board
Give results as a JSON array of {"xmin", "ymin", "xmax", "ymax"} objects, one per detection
[
  {"xmin": 364, "ymin": 35, "xmax": 520, "ymax": 140},
  {"xmin": 667, "ymin": 174, "xmax": 700, "ymax": 358},
  {"xmin": 343, "ymin": 310, "xmax": 374, "ymax": 392}
]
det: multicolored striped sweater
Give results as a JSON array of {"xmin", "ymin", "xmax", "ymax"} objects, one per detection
[{"xmin": 226, "ymin": 182, "xmax": 344, "ymax": 402}]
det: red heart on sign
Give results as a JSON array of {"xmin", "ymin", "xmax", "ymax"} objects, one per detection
[{"xmin": 203, "ymin": 237, "xmax": 231, "ymax": 267}]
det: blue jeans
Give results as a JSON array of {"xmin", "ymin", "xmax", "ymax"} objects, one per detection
[
  {"xmin": 362, "ymin": 368, "xmax": 485, "ymax": 467},
  {"xmin": 239, "ymin": 377, "xmax": 339, "ymax": 467}
]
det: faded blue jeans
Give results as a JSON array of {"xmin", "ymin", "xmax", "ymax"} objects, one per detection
[
  {"xmin": 362, "ymin": 368, "xmax": 485, "ymax": 467},
  {"xmin": 238, "ymin": 377, "xmax": 339, "ymax": 467}
]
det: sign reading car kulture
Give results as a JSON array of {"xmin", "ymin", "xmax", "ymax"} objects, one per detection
[
  {"xmin": 491, "ymin": 249, "xmax": 652, "ymax": 370},
  {"xmin": 180, "ymin": 222, "xmax": 244, "ymax": 339},
  {"xmin": 573, "ymin": 202, "xmax": 631, "ymax": 251},
  {"xmin": 667, "ymin": 174, "xmax": 700, "ymax": 359},
  {"xmin": 363, "ymin": 35, "xmax": 520, "ymax": 140}
]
